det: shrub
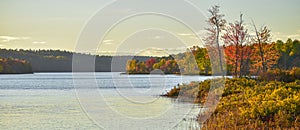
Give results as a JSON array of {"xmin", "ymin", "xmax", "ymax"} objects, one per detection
[{"xmin": 259, "ymin": 67, "xmax": 300, "ymax": 82}]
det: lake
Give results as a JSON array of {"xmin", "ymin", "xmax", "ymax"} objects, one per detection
[{"xmin": 0, "ymin": 72, "xmax": 213, "ymax": 129}]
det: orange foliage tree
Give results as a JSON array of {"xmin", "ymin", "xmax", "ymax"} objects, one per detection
[
  {"xmin": 222, "ymin": 14, "xmax": 250, "ymax": 77},
  {"xmin": 250, "ymin": 42, "xmax": 280, "ymax": 74}
]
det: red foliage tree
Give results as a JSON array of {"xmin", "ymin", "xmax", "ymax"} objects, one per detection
[{"xmin": 145, "ymin": 58, "xmax": 156, "ymax": 72}]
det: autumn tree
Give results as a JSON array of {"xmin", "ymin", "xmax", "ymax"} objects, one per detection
[
  {"xmin": 222, "ymin": 14, "xmax": 249, "ymax": 77},
  {"xmin": 205, "ymin": 5, "xmax": 226, "ymax": 75},
  {"xmin": 160, "ymin": 60, "xmax": 179, "ymax": 74},
  {"xmin": 191, "ymin": 46, "xmax": 211, "ymax": 75},
  {"xmin": 251, "ymin": 42, "xmax": 280, "ymax": 74},
  {"xmin": 241, "ymin": 45, "xmax": 252, "ymax": 76},
  {"xmin": 126, "ymin": 60, "xmax": 137, "ymax": 73},
  {"xmin": 136, "ymin": 62, "xmax": 147, "ymax": 73},
  {"xmin": 145, "ymin": 58, "xmax": 156, "ymax": 72},
  {"xmin": 252, "ymin": 22, "xmax": 271, "ymax": 73},
  {"xmin": 176, "ymin": 49, "xmax": 199, "ymax": 75}
]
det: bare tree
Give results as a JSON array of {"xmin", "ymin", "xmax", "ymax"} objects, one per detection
[
  {"xmin": 205, "ymin": 5, "xmax": 226, "ymax": 75},
  {"xmin": 238, "ymin": 14, "xmax": 251, "ymax": 77},
  {"xmin": 252, "ymin": 21, "xmax": 271, "ymax": 73}
]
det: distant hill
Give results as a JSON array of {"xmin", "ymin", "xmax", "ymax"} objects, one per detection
[{"xmin": 0, "ymin": 49, "xmax": 154, "ymax": 72}]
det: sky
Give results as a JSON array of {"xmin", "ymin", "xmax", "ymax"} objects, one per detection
[{"xmin": 0, "ymin": 0, "xmax": 299, "ymax": 56}]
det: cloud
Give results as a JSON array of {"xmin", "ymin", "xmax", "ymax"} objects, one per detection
[
  {"xmin": 0, "ymin": 36, "xmax": 30, "ymax": 42},
  {"xmin": 32, "ymin": 41, "xmax": 47, "ymax": 45},
  {"xmin": 165, "ymin": 47, "xmax": 187, "ymax": 53},
  {"xmin": 272, "ymin": 32, "xmax": 300, "ymax": 40},
  {"xmin": 102, "ymin": 39, "xmax": 114, "ymax": 45},
  {"xmin": 136, "ymin": 48, "xmax": 168, "ymax": 57},
  {"xmin": 287, "ymin": 34, "xmax": 300, "ymax": 38},
  {"xmin": 96, "ymin": 50, "xmax": 133, "ymax": 55},
  {"xmin": 178, "ymin": 33, "xmax": 193, "ymax": 36},
  {"xmin": 178, "ymin": 30, "xmax": 206, "ymax": 37},
  {"xmin": 0, "ymin": 36, "xmax": 19, "ymax": 42},
  {"xmin": 154, "ymin": 36, "xmax": 161, "ymax": 39},
  {"xmin": 103, "ymin": 39, "xmax": 114, "ymax": 43}
]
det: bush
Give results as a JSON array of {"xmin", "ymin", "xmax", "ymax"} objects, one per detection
[
  {"xmin": 290, "ymin": 67, "xmax": 300, "ymax": 79},
  {"xmin": 259, "ymin": 68, "xmax": 300, "ymax": 82}
]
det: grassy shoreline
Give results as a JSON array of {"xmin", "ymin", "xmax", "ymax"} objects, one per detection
[{"xmin": 164, "ymin": 78, "xmax": 300, "ymax": 129}]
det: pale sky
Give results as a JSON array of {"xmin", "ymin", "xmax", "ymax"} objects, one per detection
[{"xmin": 0, "ymin": 0, "xmax": 299, "ymax": 56}]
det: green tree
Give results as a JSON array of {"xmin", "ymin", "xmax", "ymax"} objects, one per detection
[
  {"xmin": 291, "ymin": 39, "xmax": 300, "ymax": 56},
  {"xmin": 276, "ymin": 39, "xmax": 293, "ymax": 70},
  {"xmin": 153, "ymin": 59, "xmax": 166, "ymax": 70},
  {"xmin": 191, "ymin": 46, "xmax": 211, "ymax": 75}
]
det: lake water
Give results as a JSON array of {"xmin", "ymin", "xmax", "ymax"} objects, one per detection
[{"xmin": 0, "ymin": 72, "xmax": 212, "ymax": 129}]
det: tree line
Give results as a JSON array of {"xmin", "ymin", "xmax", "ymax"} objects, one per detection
[
  {"xmin": 0, "ymin": 49, "xmax": 153, "ymax": 72},
  {"xmin": 127, "ymin": 5, "xmax": 300, "ymax": 77}
]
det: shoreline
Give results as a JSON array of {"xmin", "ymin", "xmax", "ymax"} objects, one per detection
[
  {"xmin": 163, "ymin": 77, "xmax": 300, "ymax": 129},
  {"xmin": 120, "ymin": 72, "xmax": 214, "ymax": 76},
  {"xmin": 0, "ymin": 72, "xmax": 34, "ymax": 75}
]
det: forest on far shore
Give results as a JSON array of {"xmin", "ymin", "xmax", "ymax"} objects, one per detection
[
  {"xmin": 1, "ymin": 37, "xmax": 299, "ymax": 75},
  {"xmin": 0, "ymin": 49, "xmax": 153, "ymax": 72}
]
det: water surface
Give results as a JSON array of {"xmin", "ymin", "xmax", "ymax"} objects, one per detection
[{"xmin": 0, "ymin": 72, "xmax": 211, "ymax": 129}]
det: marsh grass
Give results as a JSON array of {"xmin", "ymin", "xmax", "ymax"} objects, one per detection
[{"xmin": 166, "ymin": 78, "xmax": 300, "ymax": 129}]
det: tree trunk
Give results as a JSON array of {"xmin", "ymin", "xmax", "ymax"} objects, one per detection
[
  {"xmin": 240, "ymin": 45, "xmax": 244, "ymax": 77},
  {"xmin": 284, "ymin": 53, "xmax": 287, "ymax": 70},
  {"xmin": 235, "ymin": 44, "xmax": 239, "ymax": 77},
  {"xmin": 239, "ymin": 14, "xmax": 244, "ymax": 77},
  {"xmin": 252, "ymin": 22, "xmax": 267, "ymax": 73},
  {"xmin": 216, "ymin": 25, "xmax": 224, "ymax": 75}
]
